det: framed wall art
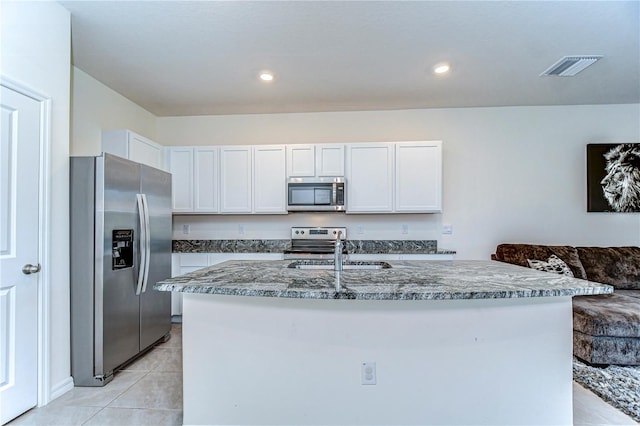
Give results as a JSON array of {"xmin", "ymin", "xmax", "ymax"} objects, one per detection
[{"xmin": 587, "ymin": 143, "xmax": 640, "ymax": 212}]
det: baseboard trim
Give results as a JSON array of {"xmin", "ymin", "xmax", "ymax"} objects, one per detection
[{"xmin": 48, "ymin": 377, "xmax": 74, "ymax": 404}]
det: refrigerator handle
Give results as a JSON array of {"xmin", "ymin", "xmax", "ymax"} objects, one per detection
[
  {"xmin": 136, "ymin": 194, "xmax": 147, "ymax": 296},
  {"xmin": 141, "ymin": 194, "xmax": 151, "ymax": 293}
]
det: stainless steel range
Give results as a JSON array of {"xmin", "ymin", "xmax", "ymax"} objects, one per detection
[{"xmin": 283, "ymin": 227, "xmax": 347, "ymax": 260}]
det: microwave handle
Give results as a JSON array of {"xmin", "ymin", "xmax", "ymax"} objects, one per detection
[{"xmin": 332, "ymin": 183, "xmax": 337, "ymax": 206}]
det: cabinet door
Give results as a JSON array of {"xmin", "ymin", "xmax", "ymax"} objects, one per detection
[
  {"xmin": 172, "ymin": 253, "xmax": 210, "ymax": 316},
  {"xmin": 346, "ymin": 143, "xmax": 394, "ymax": 213},
  {"xmin": 316, "ymin": 144, "xmax": 344, "ymax": 176},
  {"xmin": 395, "ymin": 141, "xmax": 442, "ymax": 213},
  {"xmin": 286, "ymin": 144, "xmax": 315, "ymax": 177},
  {"xmin": 129, "ymin": 132, "xmax": 163, "ymax": 169},
  {"xmin": 220, "ymin": 146, "xmax": 252, "ymax": 213},
  {"xmin": 194, "ymin": 147, "xmax": 218, "ymax": 212},
  {"xmin": 253, "ymin": 145, "xmax": 287, "ymax": 214},
  {"xmin": 166, "ymin": 147, "xmax": 194, "ymax": 212},
  {"xmin": 102, "ymin": 130, "xmax": 163, "ymax": 169}
]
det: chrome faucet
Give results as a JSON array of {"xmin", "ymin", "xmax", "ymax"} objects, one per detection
[{"xmin": 334, "ymin": 231, "xmax": 343, "ymax": 271}]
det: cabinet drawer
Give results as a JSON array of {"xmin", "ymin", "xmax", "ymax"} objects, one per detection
[{"xmin": 179, "ymin": 253, "xmax": 209, "ymax": 267}]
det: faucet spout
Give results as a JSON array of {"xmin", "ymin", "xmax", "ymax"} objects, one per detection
[{"xmin": 334, "ymin": 231, "xmax": 343, "ymax": 272}]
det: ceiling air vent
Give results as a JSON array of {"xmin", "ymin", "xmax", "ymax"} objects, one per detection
[{"xmin": 540, "ymin": 55, "xmax": 602, "ymax": 77}]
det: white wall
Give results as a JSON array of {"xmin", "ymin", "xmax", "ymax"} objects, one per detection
[
  {"xmin": 157, "ymin": 105, "xmax": 640, "ymax": 259},
  {"xmin": 70, "ymin": 67, "xmax": 157, "ymax": 156},
  {"xmin": 1, "ymin": 0, "xmax": 72, "ymax": 400}
]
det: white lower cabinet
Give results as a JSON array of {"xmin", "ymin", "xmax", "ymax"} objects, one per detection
[
  {"xmin": 347, "ymin": 253, "xmax": 402, "ymax": 261},
  {"xmin": 170, "ymin": 253, "xmax": 208, "ymax": 315},
  {"xmin": 347, "ymin": 253, "xmax": 454, "ymax": 262},
  {"xmin": 170, "ymin": 252, "xmax": 284, "ymax": 315}
]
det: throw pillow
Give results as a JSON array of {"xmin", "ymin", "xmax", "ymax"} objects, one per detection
[{"xmin": 527, "ymin": 255, "xmax": 575, "ymax": 277}]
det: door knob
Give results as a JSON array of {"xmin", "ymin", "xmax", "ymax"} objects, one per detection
[{"xmin": 22, "ymin": 263, "xmax": 41, "ymax": 275}]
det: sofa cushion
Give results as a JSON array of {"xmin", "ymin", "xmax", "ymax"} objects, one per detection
[
  {"xmin": 494, "ymin": 244, "xmax": 587, "ymax": 279},
  {"xmin": 618, "ymin": 289, "xmax": 640, "ymax": 300},
  {"xmin": 574, "ymin": 330, "xmax": 640, "ymax": 365},
  {"xmin": 573, "ymin": 293, "xmax": 640, "ymax": 338},
  {"xmin": 527, "ymin": 255, "xmax": 574, "ymax": 276},
  {"xmin": 576, "ymin": 247, "xmax": 640, "ymax": 290}
]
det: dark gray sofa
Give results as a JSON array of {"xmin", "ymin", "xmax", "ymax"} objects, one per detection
[{"xmin": 493, "ymin": 244, "xmax": 640, "ymax": 365}]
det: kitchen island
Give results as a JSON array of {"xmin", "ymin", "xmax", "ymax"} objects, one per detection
[{"xmin": 155, "ymin": 260, "xmax": 612, "ymax": 426}]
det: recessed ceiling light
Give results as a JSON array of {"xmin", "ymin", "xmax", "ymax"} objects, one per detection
[
  {"xmin": 433, "ymin": 63, "xmax": 451, "ymax": 75},
  {"xmin": 259, "ymin": 71, "xmax": 275, "ymax": 82}
]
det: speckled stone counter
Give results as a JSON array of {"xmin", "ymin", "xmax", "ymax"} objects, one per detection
[
  {"xmin": 172, "ymin": 239, "xmax": 455, "ymax": 255},
  {"xmin": 155, "ymin": 259, "xmax": 612, "ymax": 300}
]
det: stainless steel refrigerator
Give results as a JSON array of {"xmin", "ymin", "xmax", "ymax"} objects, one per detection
[{"xmin": 70, "ymin": 153, "xmax": 172, "ymax": 387}]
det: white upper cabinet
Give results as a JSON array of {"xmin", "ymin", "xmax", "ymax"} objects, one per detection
[
  {"xmin": 316, "ymin": 144, "xmax": 345, "ymax": 176},
  {"xmin": 219, "ymin": 146, "xmax": 252, "ymax": 213},
  {"xmin": 287, "ymin": 144, "xmax": 344, "ymax": 177},
  {"xmin": 253, "ymin": 145, "xmax": 287, "ymax": 214},
  {"xmin": 102, "ymin": 129, "xmax": 163, "ymax": 169},
  {"xmin": 346, "ymin": 143, "xmax": 394, "ymax": 213},
  {"xmin": 346, "ymin": 141, "xmax": 443, "ymax": 214},
  {"xmin": 286, "ymin": 144, "xmax": 315, "ymax": 177},
  {"xmin": 194, "ymin": 147, "xmax": 219, "ymax": 212},
  {"xmin": 165, "ymin": 147, "xmax": 194, "ymax": 212},
  {"xmin": 164, "ymin": 141, "xmax": 442, "ymax": 215},
  {"xmin": 165, "ymin": 147, "xmax": 219, "ymax": 213},
  {"xmin": 395, "ymin": 141, "xmax": 442, "ymax": 213}
]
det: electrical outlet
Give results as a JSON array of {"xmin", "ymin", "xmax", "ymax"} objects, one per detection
[
  {"xmin": 357, "ymin": 225, "xmax": 364, "ymax": 235},
  {"xmin": 442, "ymin": 224, "xmax": 453, "ymax": 235},
  {"xmin": 401, "ymin": 224, "xmax": 409, "ymax": 234},
  {"xmin": 238, "ymin": 224, "xmax": 245, "ymax": 235},
  {"xmin": 361, "ymin": 362, "xmax": 377, "ymax": 385},
  {"xmin": 182, "ymin": 224, "xmax": 190, "ymax": 235}
]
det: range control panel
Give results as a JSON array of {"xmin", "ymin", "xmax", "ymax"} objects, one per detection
[{"xmin": 291, "ymin": 227, "xmax": 347, "ymax": 240}]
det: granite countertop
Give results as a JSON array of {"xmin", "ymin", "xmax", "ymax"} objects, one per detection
[
  {"xmin": 172, "ymin": 239, "xmax": 455, "ymax": 255},
  {"xmin": 154, "ymin": 259, "xmax": 612, "ymax": 300}
]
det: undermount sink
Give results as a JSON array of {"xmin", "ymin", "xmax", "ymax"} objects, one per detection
[{"xmin": 288, "ymin": 260, "xmax": 392, "ymax": 270}]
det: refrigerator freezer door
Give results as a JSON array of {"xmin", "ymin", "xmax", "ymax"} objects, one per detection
[
  {"xmin": 139, "ymin": 165, "xmax": 172, "ymax": 350},
  {"xmin": 70, "ymin": 156, "xmax": 104, "ymax": 386},
  {"xmin": 99, "ymin": 154, "xmax": 142, "ymax": 375}
]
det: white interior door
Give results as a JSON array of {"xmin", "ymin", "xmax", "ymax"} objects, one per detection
[{"xmin": 0, "ymin": 85, "xmax": 41, "ymax": 424}]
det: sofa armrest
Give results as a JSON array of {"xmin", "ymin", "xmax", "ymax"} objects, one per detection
[{"xmin": 576, "ymin": 247, "xmax": 640, "ymax": 290}]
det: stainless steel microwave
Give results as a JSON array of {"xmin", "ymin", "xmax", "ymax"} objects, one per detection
[{"xmin": 287, "ymin": 177, "xmax": 346, "ymax": 212}]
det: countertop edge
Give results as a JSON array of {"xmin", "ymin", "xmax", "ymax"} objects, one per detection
[{"xmin": 155, "ymin": 259, "xmax": 612, "ymax": 300}]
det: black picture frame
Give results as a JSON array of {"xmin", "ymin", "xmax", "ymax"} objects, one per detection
[{"xmin": 587, "ymin": 143, "xmax": 640, "ymax": 212}]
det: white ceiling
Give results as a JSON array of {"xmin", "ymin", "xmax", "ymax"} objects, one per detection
[{"xmin": 59, "ymin": 1, "xmax": 640, "ymax": 117}]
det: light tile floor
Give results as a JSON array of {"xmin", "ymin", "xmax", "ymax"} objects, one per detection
[
  {"xmin": 8, "ymin": 323, "xmax": 638, "ymax": 425},
  {"xmin": 9, "ymin": 324, "xmax": 183, "ymax": 426}
]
